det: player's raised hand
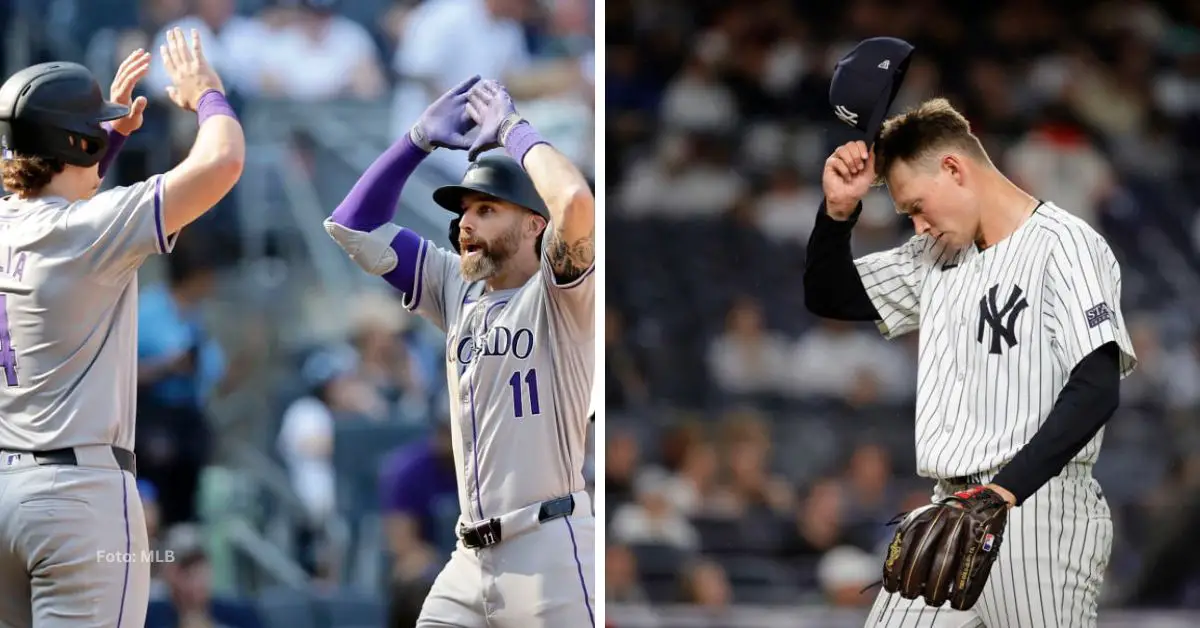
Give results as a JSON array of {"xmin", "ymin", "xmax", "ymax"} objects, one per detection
[
  {"xmin": 465, "ymin": 79, "xmax": 522, "ymax": 162},
  {"xmin": 108, "ymin": 48, "xmax": 151, "ymax": 136},
  {"xmin": 410, "ymin": 75, "xmax": 481, "ymax": 152},
  {"xmin": 160, "ymin": 27, "xmax": 225, "ymax": 111},
  {"xmin": 822, "ymin": 140, "xmax": 874, "ymax": 219}
]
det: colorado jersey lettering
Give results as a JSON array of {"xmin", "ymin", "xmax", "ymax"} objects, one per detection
[{"xmin": 403, "ymin": 230, "xmax": 594, "ymax": 522}]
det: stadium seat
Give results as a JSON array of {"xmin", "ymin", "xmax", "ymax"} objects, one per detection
[
  {"xmin": 256, "ymin": 586, "xmax": 319, "ymax": 628},
  {"xmin": 629, "ymin": 542, "xmax": 689, "ymax": 582},
  {"xmin": 691, "ymin": 516, "xmax": 749, "ymax": 554},
  {"xmin": 332, "ymin": 421, "xmax": 427, "ymax": 515},
  {"xmin": 318, "ymin": 589, "xmax": 386, "ymax": 628},
  {"xmin": 734, "ymin": 582, "xmax": 801, "ymax": 606},
  {"xmin": 714, "ymin": 554, "xmax": 798, "ymax": 590}
]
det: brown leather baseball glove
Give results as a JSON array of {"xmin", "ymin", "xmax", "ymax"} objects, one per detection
[{"xmin": 880, "ymin": 486, "xmax": 1009, "ymax": 610}]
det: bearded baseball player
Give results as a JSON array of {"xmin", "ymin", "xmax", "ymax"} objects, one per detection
[
  {"xmin": 805, "ymin": 38, "xmax": 1136, "ymax": 627},
  {"xmin": 0, "ymin": 28, "xmax": 242, "ymax": 627},
  {"xmin": 324, "ymin": 75, "xmax": 595, "ymax": 627}
]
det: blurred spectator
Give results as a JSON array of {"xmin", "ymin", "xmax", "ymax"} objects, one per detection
[
  {"xmin": 678, "ymin": 558, "xmax": 732, "ymax": 610},
  {"xmin": 658, "ymin": 53, "xmax": 738, "ymax": 134},
  {"xmin": 1005, "ymin": 103, "xmax": 1117, "ymax": 227},
  {"xmin": 137, "ymin": 242, "xmax": 227, "ymax": 527},
  {"xmin": 607, "ymin": 428, "xmax": 641, "ymax": 508},
  {"xmin": 816, "ymin": 545, "xmax": 878, "ymax": 608},
  {"xmin": 697, "ymin": 411, "xmax": 795, "ymax": 518},
  {"xmin": 349, "ymin": 291, "xmax": 432, "ymax": 422},
  {"xmin": 277, "ymin": 343, "xmax": 386, "ymax": 577},
  {"xmin": 145, "ymin": 524, "xmax": 263, "ymax": 628},
  {"xmin": 787, "ymin": 319, "xmax": 911, "ymax": 406},
  {"xmin": 838, "ymin": 443, "xmax": 900, "ymax": 551},
  {"xmin": 659, "ymin": 439, "xmax": 722, "ymax": 518},
  {"xmin": 779, "ymin": 479, "xmax": 848, "ymax": 560},
  {"xmin": 139, "ymin": 479, "xmax": 168, "ymax": 598},
  {"xmin": 145, "ymin": 0, "xmax": 269, "ymax": 99},
  {"xmin": 606, "ymin": 306, "xmax": 650, "ymax": 410},
  {"xmin": 706, "ymin": 296, "xmax": 789, "ymax": 397},
  {"xmin": 258, "ymin": 0, "xmax": 387, "ymax": 101},
  {"xmin": 610, "ymin": 469, "xmax": 701, "ymax": 551},
  {"xmin": 753, "ymin": 167, "xmax": 824, "ymax": 245},
  {"xmin": 1164, "ymin": 330, "xmax": 1200, "ymax": 413},
  {"xmin": 607, "ymin": 544, "xmax": 651, "ymax": 604},
  {"xmin": 140, "ymin": 479, "xmax": 163, "ymax": 547},
  {"xmin": 379, "ymin": 417, "xmax": 458, "ymax": 626},
  {"xmin": 617, "ymin": 133, "xmax": 748, "ymax": 220},
  {"xmin": 389, "ymin": 0, "xmax": 542, "ymax": 175},
  {"xmin": 379, "ymin": 418, "xmax": 459, "ymax": 583},
  {"xmin": 1122, "ymin": 313, "xmax": 1169, "ymax": 409}
]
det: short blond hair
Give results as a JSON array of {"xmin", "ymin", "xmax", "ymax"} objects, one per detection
[{"xmin": 872, "ymin": 98, "xmax": 990, "ymax": 184}]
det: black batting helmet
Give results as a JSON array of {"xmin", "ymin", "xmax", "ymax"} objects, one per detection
[
  {"xmin": 433, "ymin": 156, "xmax": 550, "ymax": 253},
  {"xmin": 0, "ymin": 62, "xmax": 130, "ymax": 167}
]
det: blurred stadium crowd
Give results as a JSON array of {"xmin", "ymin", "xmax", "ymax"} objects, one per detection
[
  {"xmin": 607, "ymin": 0, "xmax": 1200, "ymax": 624},
  {"xmin": 3, "ymin": 0, "xmax": 593, "ymax": 626}
]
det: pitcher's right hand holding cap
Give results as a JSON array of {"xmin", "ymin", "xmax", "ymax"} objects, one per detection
[{"xmin": 823, "ymin": 37, "xmax": 914, "ymax": 219}]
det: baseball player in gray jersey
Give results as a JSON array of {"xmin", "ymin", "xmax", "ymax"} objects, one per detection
[
  {"xmin": 807, "ymin": 39, "xmax": 1136, "ymax": 628},
  {"xmin": 0, "ymin": 29, "xmax": 242, "ymax": 627},
  {"xmin": 325, "ymin": 75, "xmax": 595, "ymax": 627}
]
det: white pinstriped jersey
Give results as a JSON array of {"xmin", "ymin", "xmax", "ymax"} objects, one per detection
[
  {"xmin": 854, "ymin": 202, "xmax": 1137, "ymax": 480},
  {"xmin": 402, "ymin": 231, "xmax": 594, "ymax": 522}
]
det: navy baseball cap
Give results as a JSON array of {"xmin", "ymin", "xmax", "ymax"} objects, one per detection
[{"xmin": 828, "ymin": 37, "xmax": 915, "ymax": 147}]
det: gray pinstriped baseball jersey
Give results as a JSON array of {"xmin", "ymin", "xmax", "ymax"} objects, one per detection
[
  {"xmin": 403, "ymin": 233, "xmax": 594, "ymax": 522},
  {"xmin": 0, "ymin": 175, "xmax": 173, "ymax": 451}
]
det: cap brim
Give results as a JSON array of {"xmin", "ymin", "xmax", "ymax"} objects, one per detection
[
  {"xmin": 432, "ymin": 184, "xmax": 497, "ymax": 214},
  {"xmin": 95, "ymin": 102, "xmax": 131, "ymax": 122}
]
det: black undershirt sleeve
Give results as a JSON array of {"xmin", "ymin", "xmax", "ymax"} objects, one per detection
[
  {"xmin": 990, "ymin": 341, "xmax": 1121, "ymax": 506},
  {"xmin": 803, "ymin": 200, "xmax": 881, "ymax": 321}
]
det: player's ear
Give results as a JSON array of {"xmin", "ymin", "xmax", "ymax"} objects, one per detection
[
  {"xmin": 528, "ymin": 214, "xmax": 547, "ymax": 238},
  {"xmin": 942, "ymin": 154, "xmax": 964, "ymax": 185}
]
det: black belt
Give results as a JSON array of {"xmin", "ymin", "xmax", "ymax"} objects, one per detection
[
  {"xmin": 3, "ymin": 446, "xmax": 136, "ymax": 475},
  {"xmin": 459, "ymin": 495, "xmax": 576, "ymax": 550},
  {"xmin": 944, "ymin": 474, "xmax": 985, "ymax": 486}
]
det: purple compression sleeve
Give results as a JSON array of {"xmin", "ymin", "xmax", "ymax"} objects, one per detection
[
  {"xmin": 330, "ymin": 133, "xmax": 430, "ymax": 295},
  {"xmin": 97, "ymin": 123, "xmax": 127, "ymax": 179},
  {"xmin": 331, "ymin": 134, "xmax": 427, "ymax": 231}
]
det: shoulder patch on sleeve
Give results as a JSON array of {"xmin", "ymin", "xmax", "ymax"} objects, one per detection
[{"xmin": 1086, "ymin": 303, "xmax": 1112, "ymax": 328}]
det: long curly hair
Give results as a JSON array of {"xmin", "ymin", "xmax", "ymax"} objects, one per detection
[{"xmin": 1, "ymin": 154, "xmax": 65, "ymax": 198}]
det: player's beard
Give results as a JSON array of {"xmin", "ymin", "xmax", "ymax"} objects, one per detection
[{"xmin": 460, "ymin": 223, "xmax": 522, "ymax": 282}]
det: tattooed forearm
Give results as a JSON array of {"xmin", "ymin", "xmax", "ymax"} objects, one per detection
[{"xmin": 547, "ymin": 226, "xmax": 595, "ymax": 283}]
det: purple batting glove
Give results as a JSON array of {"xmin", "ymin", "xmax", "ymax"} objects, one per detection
[
  {"xmin": 410, "ymin": 75, "xmax": 481, "ymax": 152},
  {"xmin": 465, "ymin": 80, "xmax": 524, "ymax": 162}
]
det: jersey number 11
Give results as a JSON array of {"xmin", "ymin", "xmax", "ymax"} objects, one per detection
[
  {"xmin": 0, "ymin": 295, "xmax": 18, "ymax": 387},
  {"xmin": 508, "ymin": 369, "xmax": 541, "ymax": 418}
]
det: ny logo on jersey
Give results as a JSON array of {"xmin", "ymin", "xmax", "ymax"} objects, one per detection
[{"xmin": 977, "ymin": 284, "xmax": 1029, "ymax": 355}]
